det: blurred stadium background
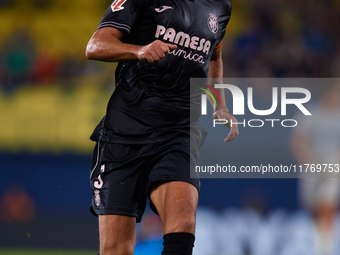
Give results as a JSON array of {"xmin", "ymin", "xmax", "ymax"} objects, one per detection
[{"xmin": 0, "ymin": 0, "xmax": 340, "ymax": 254}]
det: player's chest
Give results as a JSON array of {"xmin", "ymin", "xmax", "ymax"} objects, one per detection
[{"xmin": 148, "ymin": 0, "xmax": 227, "ymax": 45}]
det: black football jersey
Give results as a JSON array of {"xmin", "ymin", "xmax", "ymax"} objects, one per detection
[{"xmin": 91, "ymin": 0, "xmax": 231, "ymax": 144}]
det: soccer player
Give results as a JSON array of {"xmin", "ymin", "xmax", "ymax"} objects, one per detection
[{"xmin": 86, "ymin": 0, "xmax": 238, "ymax": 254}]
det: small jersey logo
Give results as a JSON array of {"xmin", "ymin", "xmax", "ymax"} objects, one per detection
[
  {"xmin": 94, "ymin": 190, "xmax": 101, "ymax": 206},
  {"xmin": 111, "ymin": 0, "xmax": 127, "ymax": 12},
  {"xmin": 207, "ymin": 13, "xmax": 218, "ymax": 34},
  {"xmin": 155, "ymin": 6, "xmax": 173, "ymax": 13}
]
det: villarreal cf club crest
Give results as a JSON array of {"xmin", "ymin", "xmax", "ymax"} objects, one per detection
[
  {"xmin": 207, "ymin": 13, "xmax": 218, "ymax": 34},
  {"xmin": 94, "ymin": 190, "xmax": 101, "ymax": 206}
]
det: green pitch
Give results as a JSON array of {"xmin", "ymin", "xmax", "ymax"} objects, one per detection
[{"xmin": 0, "ymin": 250, "xmax": 96, "ymax": 255}]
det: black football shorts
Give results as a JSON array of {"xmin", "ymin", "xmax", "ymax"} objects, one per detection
[{"xmin": 89, "ymin": 126, "xmax": 206, "ymax": 223}]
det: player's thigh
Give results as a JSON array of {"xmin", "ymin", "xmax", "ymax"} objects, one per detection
[
  {"xmin": 150, "ymin": 181, "xmax": 199, "ymax": 234},
  {"xmin": 99, "ymin": 215, "xmax": 136, "ymax": 254}
]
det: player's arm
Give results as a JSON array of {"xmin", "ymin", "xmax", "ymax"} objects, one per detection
[
  {"xmin": 208, "ymin": 45, "xmax": 239, "ymax": 143},
  {"xmin": 86, "ymin": 27, "xmax": 177, "ymax": 63}
]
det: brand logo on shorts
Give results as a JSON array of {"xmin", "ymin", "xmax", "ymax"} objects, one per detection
[
  {"xmin": 207, "ymin": 13, "xmax": 218, "ymax": 34},
  {"xmin": 94, "ymin": 190, "xmax": 101, "ymax": 206}
]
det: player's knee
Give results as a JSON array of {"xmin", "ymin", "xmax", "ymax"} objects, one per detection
[
  {"xmin": 100, "ymin": 242, "xmax": 134, "ymax": 255},
  {"xmin": 165, "ymin": 213, "xmax": 196, "ymax": 234},
  {"xmin": 179, "ymin": 215, "xmax": 196, "ymax": 233}
]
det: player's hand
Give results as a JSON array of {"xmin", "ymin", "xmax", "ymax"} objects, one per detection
[
  {"xmin": 137, "ymin": 40, "xmax": 177, "ymax": 63},
  {"xmin": 213, "ymin": 108, "xmax": 239, "ymax": 143}
]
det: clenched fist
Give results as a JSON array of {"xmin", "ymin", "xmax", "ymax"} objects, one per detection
[{"xmin": 137, "ymin": 40, "xmax": 177, "ymax": 63}]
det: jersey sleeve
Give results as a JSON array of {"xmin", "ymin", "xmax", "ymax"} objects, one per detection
[
  {"xmin": 97, "ymin": 0, "xmax": 151, "ymax": 34},
  {"xmin": 214, "ymin": 41, "xmax": 223, "ymax": 51},
  {"xmin": 215, "ymin": 1, "xmax": 232, "ymax": 50}
]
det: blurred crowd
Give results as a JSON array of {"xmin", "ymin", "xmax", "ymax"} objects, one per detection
[
  {"xmin": 194, "ymin": 207, "xmax": 340, "ymax": 255},
  {"xmin": 224, "ymin": 0, "xmax": 340, "ymax": 78},
  {"xmin": 134, "ymin": 206, "xmax": 340, "ymax": 255},
  {"xmin": 0, "ymin": 0, "xmax": 115, "ymax": 93},
  {"xmin": 0, "ymin": 0, "xmax": 340, "ymax": 93},
  {"xmin": 0, "ymin": 28, "xmax": 94, "ymax": 92}
]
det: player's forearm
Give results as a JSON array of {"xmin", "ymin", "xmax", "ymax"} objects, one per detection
[
  {"xmin": 208, "ymin": 48, "xmax": 229, "ymax": 112},
  {"xmin": 86, "ymin": 27, "xmax": 176, "ymax": 63},
  {"xmin": 86, "ymin": 32, "xmax": 140, "ymax": 62},
  {"xmin": 214, "ymin": 88, "xmax": 228, "ymax": 110},
  {"xmin": 206, "ymin": 88, "xmax": 228, "ymax": 112}
]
